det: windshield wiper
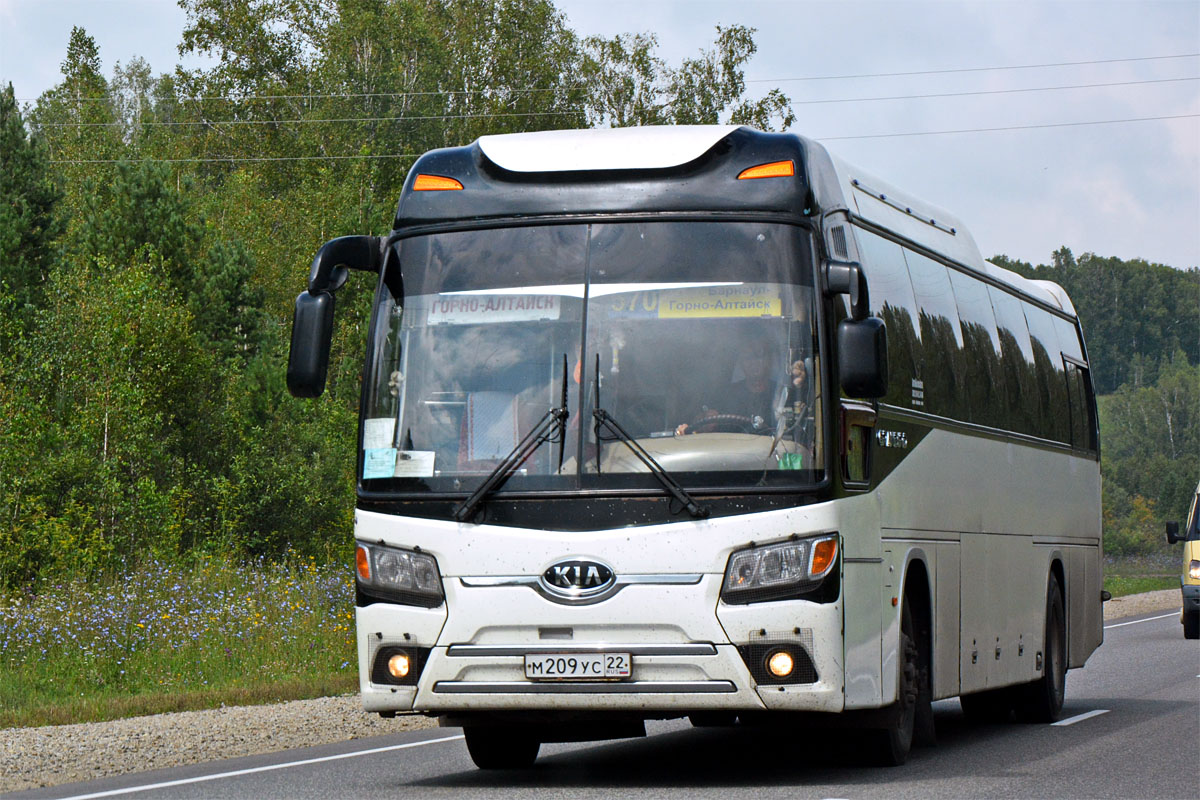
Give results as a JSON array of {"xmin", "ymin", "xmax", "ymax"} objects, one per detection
[
  {"xmin": 592, "ymin": 408, "xmax": 710, "ymax": 520},
  {"xmin": 453, "ymin": 356, "xmax": 570, "ymax": 523}
]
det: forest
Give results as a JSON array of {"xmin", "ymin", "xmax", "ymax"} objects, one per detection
[{"xmin": 1, "ymin": 0, "xmax": 1196, "ymax": 589}]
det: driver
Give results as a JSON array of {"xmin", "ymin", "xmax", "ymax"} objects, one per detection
[{"xmin": 675, "ymin": 338, "xmax": 781, "ymax": 436}]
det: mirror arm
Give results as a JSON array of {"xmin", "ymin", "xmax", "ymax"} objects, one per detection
[
  {"xmin": 308, "ymin": 235, "xmax": 384, "ymax": 296},
  {"xmin": 823, "ymin": 259, "xmax": 869, "ymax": 321}
]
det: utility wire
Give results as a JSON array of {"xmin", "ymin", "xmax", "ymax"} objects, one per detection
[
  {"xmin": 34, "ymin": 76, "xmax": 1200, "ymax": 127},
  {"xmin": 38, "ymin": 109, "xmax": 586, "ymax": 127},
  {"xmin": 47, "ymin": 112, "xmax": 1200, "ymax": 163},
  {"xmin": 820, "ymin": 113, "xmax": 1199, "ymax": 141},
  {"xmin": 749, "ymin": 52, "xmax": 1200, "ymax": 83},
  {"xmin": 21, "ymin": 53, "xmax": 1200, "ymax": 103}
]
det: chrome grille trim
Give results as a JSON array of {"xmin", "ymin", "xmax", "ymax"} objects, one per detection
[
  {"xmin": 432, "ymin": 680, "xmax": 736, "ymax": 694},
  {"xmin": 445, "ymin": 643, "xmax": 718, "ymax": 657}
]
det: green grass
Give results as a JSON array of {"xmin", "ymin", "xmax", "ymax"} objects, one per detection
[
  {"xmin": 0, "ymin": 553, "xmax": 358, "ymax": 729},
  {"xmin": 1103, "ymin": 552, "xmax": 1179, "ymax": 598}
]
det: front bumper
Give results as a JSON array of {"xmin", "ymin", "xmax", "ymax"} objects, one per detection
[{"xmin": 358, "ymin": 575, "xmax": 844, "ymax": 716}]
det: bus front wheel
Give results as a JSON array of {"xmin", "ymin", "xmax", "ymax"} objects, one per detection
[
  {"xmin": 864, "ymin": 602, "xmax": 919, "ymax": 766},
  {"xmin": 463, "ymin": 727, "xmax": 540, "ymax": 770}
]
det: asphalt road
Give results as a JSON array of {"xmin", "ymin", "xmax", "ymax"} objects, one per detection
[{"xmin": 11, "ymin": 609, "xmax": 1197, "ymax": 800}]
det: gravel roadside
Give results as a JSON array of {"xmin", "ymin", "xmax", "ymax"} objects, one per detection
[{"xmin": 1, "ymin": 590, "xmax": 1183, "ymax": 794}]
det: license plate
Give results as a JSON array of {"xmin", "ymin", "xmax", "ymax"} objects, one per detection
[{"xmin": 524, "ymin": 652, "xmax": 631, "ymax": 680}]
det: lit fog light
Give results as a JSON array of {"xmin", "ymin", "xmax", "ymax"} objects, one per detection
[
  {"xmin": 767, "ymin": 649, "xmax": 795, "ymax": 678},
  {"xmin": 387, "ymin": 653, "xmax": 411, "ymax": 679}
]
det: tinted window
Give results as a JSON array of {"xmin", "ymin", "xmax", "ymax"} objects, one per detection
[
  {"xmin": 904, "ymin": 249, "xmax": 965, "ymax": 419},
  {"xmin": 1054, "ymin": 315, "xmax": 1084, "ymax": 363},
  {"xmin": 856, "ymin": 228, "xmax": 923, "ymax": 408},
  {"xmin": 989, "ymin": 286, "xmax": 1038, "ymax": 436},
  {"xmin": 1024, "ymin": 306, "xmax": 1070, "ymax": 442},
  {"xmin": 949, "ymin": 269, "xmax": 1005, "ymax": 427},
  {"xmin": 1064, "ymin": 362, "xmax": 1095, "ymax": 451}
]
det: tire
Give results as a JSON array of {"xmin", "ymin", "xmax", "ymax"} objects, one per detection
[
  {"xmin": 463, "ymin": 727, "xmax": 540, "ymax": 770},
  {"xmin": 863, "ymin": 603, "xmax": 918, "ymax": 766},
  {"xmin": 1183, "ymin": 610, "xmax": 1199, "ymax": 640},
  {"xmin": 1015, "ymin": 572, "xmax": 1067, "ymax": 723}
]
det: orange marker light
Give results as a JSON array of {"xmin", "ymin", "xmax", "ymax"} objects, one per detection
[
  {"xmin": 355, "ymin": 545, "xmax": 371, "ymax": 581},
  {"xmin": 737, "ymin": 160, "xmax": 795, "ymax": 180},
  {"xmin": 413, "ymin": 174, "xmax": 464, "ymax": 191},
  {"xmin": 811, "ymin": 538, "xmax": 838, "ymax": 576}
]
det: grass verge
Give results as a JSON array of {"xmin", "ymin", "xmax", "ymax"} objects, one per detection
[{"xmin": 1, "ymin": 553, "xmax": 357, "ymax": 729}]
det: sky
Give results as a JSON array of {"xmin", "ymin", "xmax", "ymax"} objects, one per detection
[{"xmin": 0, "ymin": 0, "xmax": 1197, "ymax": 269}]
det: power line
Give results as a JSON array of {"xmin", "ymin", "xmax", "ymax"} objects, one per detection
[
  {"xmin": 820, "ymin": 113, "xmax": 1199, "ymax": 141},
  {"xmin": 33, "ymin": 76, "xmax": 1200, "ymax": 128},
  {"xmin": 47, "ymin": 112, "xmax": 1200, "ymax": 163},
  {"xmin": 50, "ymin": 153, "xmax": 423, "ymax": 164},
  {"xmin": 792, "ymin": 76, "xmax": 1198, "ymax": 106},
  {"xmin": 749, "ymin": 53, "xmax": 1200, "ymax": 83},
  {"xmin": 20, "ymin": 53, "xmax": 1200, "ymax": 103},
  {"xmin": 38, "ymin": 109, "xmax": 586, "ymax": 128}
]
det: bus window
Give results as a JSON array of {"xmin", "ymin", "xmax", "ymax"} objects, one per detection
[
  {"xmin": 988, "ymin": 287, "xmax": 1038, "ymax": 436},
  {"xmin": 1064, "ymin": 361, "xmax": 1095, "ymax": 451},
  {"xmin": 855, "ymin": 228, "xmax": 922, "ymax": 409},
  {"xmin": 903, "ymin": 249, "xmax": 965, "ymax": 420},
  {"xmin": 1024, "ymin": 306, "xmax": 1070, "ymax": 443},
  {"xmin": 949, "ymin": 269, "xmax": 1005, "ymax": 428}
]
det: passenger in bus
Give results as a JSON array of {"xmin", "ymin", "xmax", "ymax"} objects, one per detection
[{"xmin": 674, "ymin": 338, "xmax": 784, "ymax": 436}]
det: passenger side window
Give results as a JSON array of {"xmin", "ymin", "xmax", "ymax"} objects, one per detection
[
  {"xmin": 988, "ymin": 287, "xmax": 1038, "ymax": 436},
  {"xmin": 854, "ymin": 228, "xmax": 923, "ymax": 409},
  {"xmin": 949, "ymin": 269, "xmax": 1005, "ymax": 428},
  {"xmin": 1024, "ymin": 306, "xmax": 1070, "ymax": 443},
  {"xmin": 903, "ymin": 249, "xmax": 965, "ymax": 420}
]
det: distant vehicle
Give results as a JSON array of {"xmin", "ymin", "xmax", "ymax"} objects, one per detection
[
  {"xmin": 1165, "ymin": 480, "xmax": 1200, "ymax": 639},
  {"xmin": 287, "ymin": 125, "xmax": 1104, "ymax": 768}
]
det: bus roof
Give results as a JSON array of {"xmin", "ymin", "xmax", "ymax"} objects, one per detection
[{"xmin": 397, "ymin": 125, "xmax": 1072, "ymax": 315}]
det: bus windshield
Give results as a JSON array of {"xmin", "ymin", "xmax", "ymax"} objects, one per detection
[{"xmin": 362, "ymin": 220, "xmax": 823, "ymax": 495}]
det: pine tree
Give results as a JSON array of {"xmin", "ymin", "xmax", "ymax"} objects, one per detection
[{"xmin": 0, "ymin": 83, "xmax": 63, "ymax": 319}]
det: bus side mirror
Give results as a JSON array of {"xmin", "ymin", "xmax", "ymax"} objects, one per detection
[
  {"xmin": 287, "ymin": 291, "xmax": 336, "ymax": 398},
  {"xmin": 287, "ymin": 235, "xmax": 383, "ymax": 399},
  {"xmin": 1166, "ymin": 521, "xmax": 1180, "ymax": 544},
  {"xmin": 838, "ymin": 317, "xmax": 888, "ymax": 398}
]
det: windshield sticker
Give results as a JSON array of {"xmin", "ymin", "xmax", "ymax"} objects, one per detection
[
  {"xmin": 603, "ymin": 284, "xmax": 782, "ymax": 320},
  {"xmin": 393, "ymin": 450, "xmax": 436, "ymax": 477},
  {"xmin": 427, "ymin": 294, "xmax": 561, "ymax": 325},
  {"xmin": 363, "ymin": 448, "xmax": 398, "ymax": 479},
  {"xmin": 658, "ymin": 284, "xmax": 781, "ymax": 318},
  {"xmin": 363, "ymin": 418, "xmax": 396, "ymax": 450}
]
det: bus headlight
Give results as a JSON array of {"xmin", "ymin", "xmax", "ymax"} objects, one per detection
[
  {"xmin": 721, "ymin": 535, "xmax": 839, "ymax": 605},
  {"xmin": 356, "ymin": 542, "xmax": 444, "ymax": 607},
  {"xmin": 1189, "ymin": 560, "xmax": 1200, "ymax": 581}
]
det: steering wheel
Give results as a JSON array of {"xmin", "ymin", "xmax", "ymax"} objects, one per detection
[{"xmin": 687, "ymin": 413, "xmax": 760, "ymax": 434}]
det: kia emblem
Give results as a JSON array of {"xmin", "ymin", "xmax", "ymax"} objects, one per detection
[{"xmin": 540, "ymin": 558, "xmax": 616, "ymax": 600}]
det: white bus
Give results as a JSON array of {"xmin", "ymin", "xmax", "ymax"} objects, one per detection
[{"xmin": 287, "ymin": 125, "xmax": 1103, "ymax": 768}]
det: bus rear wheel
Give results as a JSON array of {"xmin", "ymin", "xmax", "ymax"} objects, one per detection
[
  {"xmin": 463, "ymin": 727, "xmax": 540, "ymax": 770},
  {"xmin": 1015, "ymin": 572, "xmax": 1067, "ymax": 723}
]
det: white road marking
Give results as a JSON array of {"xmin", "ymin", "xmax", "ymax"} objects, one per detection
[
  {"xmin": 1052, "ymin": 709, "xmax": 1110, "ymax": 727},
  {"xmin": 55, "ymin": 734, "xmax": 466, "ymax": 800},
  {"xmin": 1104, "ymin": 611, "xmax": 1178, "ymax": 629}
]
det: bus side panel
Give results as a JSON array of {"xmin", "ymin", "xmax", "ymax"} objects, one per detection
[
  {"xmin": 842, "ymin": 493, "xmax": 885, "ymax": 709},
  {"xmin": 933, "ymin": 541, "xmax": 961, "ymax": 700}
]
